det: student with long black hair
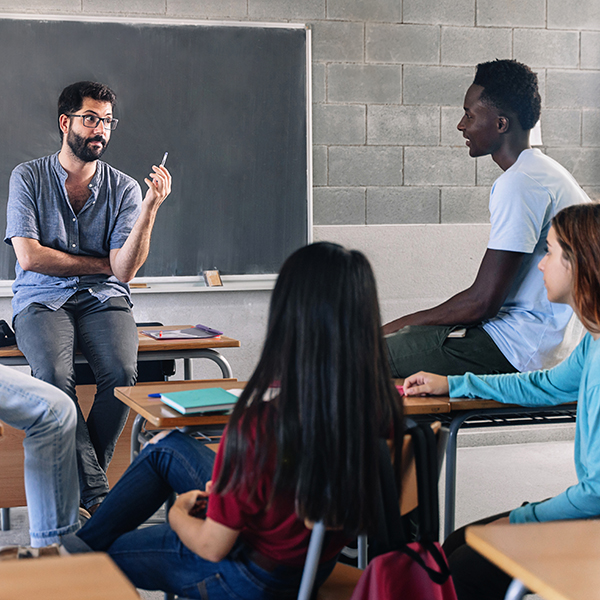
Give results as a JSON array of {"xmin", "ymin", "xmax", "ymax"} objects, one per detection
[
  {"xmin": 403, "ymin": 202, "xmax": 600, "ymax": 600},
  {"xmin": 60, "ymin": 241, "xmax": 403, "ymax": 599}
]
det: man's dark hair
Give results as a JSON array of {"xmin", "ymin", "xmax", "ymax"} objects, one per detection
[
  {"xmin": 57, "ymin": 81, "xmax": 116, "ymax": 136},
  {"xmin": 473, "ymin": 59, "xmax": 541, "ymax": 131}
]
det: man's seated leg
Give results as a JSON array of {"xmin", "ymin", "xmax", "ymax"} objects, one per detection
[
  {"xmin": 14, "ymin": 300, "xmax": 111, "ymax": 510},
  {"xmin": 386, "ymin": 325, "xmax": 518, "ymax": 378},
  {"xmin": 0, "ymin": 365, "xmax": 79, "ymax": 547},
  {"xmin": 76, "ymin": 292, "xmax": 138, "ymax": 474}
]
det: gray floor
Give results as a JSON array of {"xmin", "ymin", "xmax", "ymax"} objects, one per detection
[{"xmin": 1, "ymin": 425, "xmax": 577, "ymax": 599}]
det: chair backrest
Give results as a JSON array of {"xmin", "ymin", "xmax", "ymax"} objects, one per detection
[
  {"xmin": 400, "ymin": 421, "xmax": 441, "ymax": 517},
  {"xmin": 298, "ymin": 421, "xmax": 445, "ymax": 600}
]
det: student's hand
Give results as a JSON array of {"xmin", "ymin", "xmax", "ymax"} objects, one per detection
[
  {"xmin": 205, "ymin": 480, "xmax": 213, "ymax": 494},
  {"xmin": 143, "ymin": 165, "xmax": 172, "ymax": 210},
  {"xmin": 172, "ymin": 489, "xmax": 206, "ymax": 516},
  {"xmin": 403, "ymin": 372, "xmax": 449, "ymax": 396}
]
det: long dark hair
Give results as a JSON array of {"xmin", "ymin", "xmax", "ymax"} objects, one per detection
[
  {"xmin": 213, "ymin": 242, "xmax": 403, "ymax": 534},
  {"xmin": 553, "ymin": 203, "xmax": 600, "ymax": 333}
]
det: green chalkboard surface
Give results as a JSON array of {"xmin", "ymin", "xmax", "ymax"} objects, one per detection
[{"xmin": 0, "ymin": 17, "xmax": 310, "ymax": 279}]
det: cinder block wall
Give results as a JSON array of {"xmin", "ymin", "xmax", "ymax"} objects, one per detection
[
  {"xmin": 0, "ymin": 1, "xmax": 598, "ymax": 379},
  {"xmin": 1, "ymin": 1, "xmax": 597, "ymax": 225}
]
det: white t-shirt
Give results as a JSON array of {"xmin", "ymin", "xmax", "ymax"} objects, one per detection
[{"xmin": 482, "ymin": 148, "xmax": 590, "ymax": 371}]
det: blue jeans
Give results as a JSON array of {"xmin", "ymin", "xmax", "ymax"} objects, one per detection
[
  {"xmin": 14, "ymin": 291, "xmax": 139, "ymax": 508},
  {"xmin": 0, "ymin": 365, "xmax": 79, "ymax": 546},
  {"xmin": 67, "ymin": 432, "xmax": 335, "ymax": 599}
]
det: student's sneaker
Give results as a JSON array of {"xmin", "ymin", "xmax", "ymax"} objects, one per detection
[{"xmin": 0, "ymin": 543, "xmax": 68, "ymax": 561}]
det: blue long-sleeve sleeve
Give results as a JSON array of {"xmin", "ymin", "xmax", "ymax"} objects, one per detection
[{"xmin": 448, "ymin": 334, "xmax": 600, "ymax": 523}]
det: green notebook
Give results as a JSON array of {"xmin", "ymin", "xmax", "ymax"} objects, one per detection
[{"xmin": 160, "ymin": 388, "xmax": 240, "ymax": 415}]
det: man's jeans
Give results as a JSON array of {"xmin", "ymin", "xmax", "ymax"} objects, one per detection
[
  {"xmin": 65, "ymin": 432, "xmax": 335, "ymax": 599},
  {"xmin": 14, "ymin": 291, "xmax": 138, "ymax": 508},
  {"xmin": 0, "ymin": 365, "xmax": 79, "ymax": 546}
]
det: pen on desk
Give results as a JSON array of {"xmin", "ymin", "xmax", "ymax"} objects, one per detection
[
  {"xmin": 148, "ymin": 393, "xmax": 162, "ymax": 398},
  {"xmin": 160, "ymin": 152, "xmax": 168, "ymax": 167}
]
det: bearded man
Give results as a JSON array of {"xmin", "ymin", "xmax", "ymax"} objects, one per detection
[{"xmin": 5, "ymin": 81, "xmax": 171, "ymax": 514}]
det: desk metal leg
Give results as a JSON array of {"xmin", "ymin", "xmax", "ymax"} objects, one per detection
[
  {"xmin": 130, "ymin": 413, "xmax": 145, "ymax": 462},
  {"xmin": 357, "ymin": 534, "xmax": 368, "ymax": 569},
  {"xmin": 185, "ymin": 349, "xmax": 233, "ymax": 379},
  {"xmin": 504, "ymin": 579, "xmax": 528, "ymax": 600},
  {"xmin": 1, "ymin": 508, "xmax": 10, "ymax": 531},
  {"xmin": 444, "ymin": 411, "xmax": 475, "ymax": 540}
]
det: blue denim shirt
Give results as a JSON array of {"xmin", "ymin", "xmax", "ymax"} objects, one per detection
[{"xmin": 5, "ymin": 152, "xmax": 142, "ymax": 316}]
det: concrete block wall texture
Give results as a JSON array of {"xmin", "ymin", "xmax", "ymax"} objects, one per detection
[
  {"xmin": 0, "ymin": 1, "xmax": 599, "ymax": 378},
  {"xmin": 0, "ymin": 0, "xmax": 597, "ymax": 227}
]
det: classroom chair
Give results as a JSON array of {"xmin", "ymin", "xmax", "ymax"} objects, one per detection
[{"xmin": 298, "ymin": 421, "xmax": 445, "ymax": 600}]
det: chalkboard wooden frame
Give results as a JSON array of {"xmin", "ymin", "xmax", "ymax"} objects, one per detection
[{"xmin": 0, "ymin": 15, "xmax": 312, "ymax": 287}]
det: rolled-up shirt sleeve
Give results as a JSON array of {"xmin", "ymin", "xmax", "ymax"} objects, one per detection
[
  {"xmin": 107, "ymin": 181, "xmax": 142, "ymax": 250},
  {"xmin": 6, "ymin": 165, "xmax": 41, "ymax": 244}
]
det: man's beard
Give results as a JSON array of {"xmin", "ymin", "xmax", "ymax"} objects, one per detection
[{"xmin": 67, "ymin": 130, "xmax": 108, "ymax": 162}]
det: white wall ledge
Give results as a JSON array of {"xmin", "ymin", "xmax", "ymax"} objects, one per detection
[{"xmin": 0, "ymin": 274, "xmax": 278, "ymax": 297}]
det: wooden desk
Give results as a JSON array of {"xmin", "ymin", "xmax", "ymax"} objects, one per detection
[
  {"xmin": 0, "ymin": 552, "xmax": 140, "ymax": 599},
  {"xmin": 0, "ymin": 325, "xmax": 241, "ymax": 379},
  {"xmin": 114, "ymin": 379, "xmax": 243, "ymax": 459},
  {"xmin": 404, "ymin": 396, "xmax": 450, "ymax": 415},
  {"xmin": 115, "ymin": 380, "xmax": 449, "ymax": 428},
  {"xmin": 116, "ymin": 379, "xmax": 449, "ymax": 460},
  {"xmin": 114, "ymin": 379, "xmax": 242, "ymax": 429},
  {"xmin": 394, "ymin": 381, "xmax": 577, "ymax": 539},
  {"xmin": 442, "ymin": 398, "xmax": 576, "ymax": 539},
  {"xmin": 467, "ymin": 521, "xmax": 600, "ymax": 600}
]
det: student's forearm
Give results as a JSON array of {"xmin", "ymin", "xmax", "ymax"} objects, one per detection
[
  {"xmin": 383, "ymin": 249, "xmax": 525, "ymax": 335},
  {"xmin": 169, "ymin": 509, "xmax": 238, "ymax": 563},
  {"xmin": 111, "ymin": 165, "xmax": 171, "ymax": 282},
  {"xmin": 110, "ymin": 204, "xmax": 157, "ymax": 282},
  {"xmin": 12, "ymin": 238, "xmax": 112, "ymax": 277},
  {"xmin": 383, "ymin": 289, "xmax": 493, "ymax": 334},
  {"xmin": 168, "ymin": 505, "xmax": 210, "ymax": 558}
]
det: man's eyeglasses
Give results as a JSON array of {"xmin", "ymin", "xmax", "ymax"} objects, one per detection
[{"xmin": 66, "ymin": 114, "xmax": 119, "ymax": 131}]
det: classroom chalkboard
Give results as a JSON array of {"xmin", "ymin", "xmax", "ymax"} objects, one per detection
[{"xmin": 0, "ymin": 17, "xmax": 310, "ymax": 279}]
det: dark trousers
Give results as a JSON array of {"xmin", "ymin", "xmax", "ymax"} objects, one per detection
[
  {"xmin": 15, "ymin": 291, "xmax": 138, "ymax": 508},
  {"xmin": 386, "ymin": 324, "xmax": 518, "ymax": 378},
  {"xmin": 443, "ymin": 511, "xmax": 515, "ymax": 600}
]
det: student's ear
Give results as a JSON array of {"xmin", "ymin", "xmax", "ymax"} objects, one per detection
[
  {"xmin": 497, "ymin": 116, "xmax": 509, "ymax": 134},
  {"xmin": 58, "ymin": 114, "xmax": 70, "ymax": 136}
]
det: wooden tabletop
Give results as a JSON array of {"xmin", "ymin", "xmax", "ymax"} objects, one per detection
[
  {"xmin": 136, "ymin": 325, "xmax": 240, "ymax": 352},
  {"xmin": 0, "ymin": 553, "xmax": 140, "ymax": 599},
  {"xmin": 115, "ymin": 379, "xmax": 451, "ymax": 429},
  {"xmin": 392, "ymin": 378, "xmax": 575, "ymax": 413},
  {"xmin": 0, "ymin": 325, "xmax": 240, "ymax": 360},
  {"xmin": 467, "ymin": 521, "xmax": 600, "ymax": 600},
  {"xmin": 404, "ymin": 396, "xmax": 451, "ymax": 414},
  {"xmin": 114, "ymin": 378, "xmax": 242, "ymax": 428}
]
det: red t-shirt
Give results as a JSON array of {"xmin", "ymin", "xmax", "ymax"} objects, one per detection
[{"xmin": 207, "ymin": 414, "xmax": 348, "ymax": 566}]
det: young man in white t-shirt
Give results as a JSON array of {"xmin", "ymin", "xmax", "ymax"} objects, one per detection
[{"xmin": 385, "ymin": 59, "xmax": 590, "ymax": 377}]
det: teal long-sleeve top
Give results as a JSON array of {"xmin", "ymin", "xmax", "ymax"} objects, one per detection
[{"xmin": 448, "ymin": 333, "xmax": 600, "ymax": 524}]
